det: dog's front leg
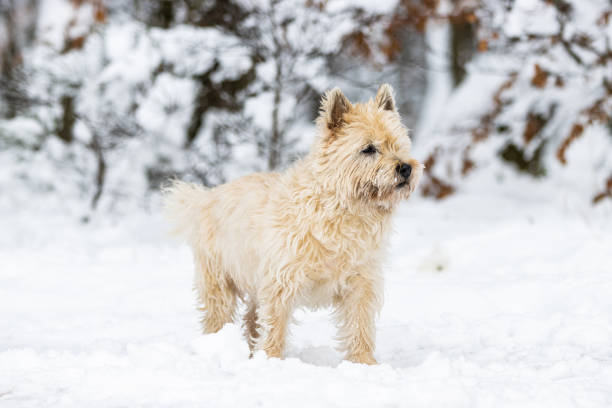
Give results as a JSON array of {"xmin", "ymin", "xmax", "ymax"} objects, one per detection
[
  {"xmin": 257, "ymin": 274, "xmax": 301, "ymax": 359},
  {"xmin": 334, "ymin": 273, "xmax": 382, "ymax": 365}
]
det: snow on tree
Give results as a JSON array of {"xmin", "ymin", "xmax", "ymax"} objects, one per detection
[
  {"xmin": 411, "ymin": 0, "xmax": 612, "ymax": 203},
  {"xmin": 0, "ymin": 0, "xmax": 370, "ymax": 212},
  {"xmin": 239, "ymin": 0, "xmax": 360, "ymax": 170},
  {"xmin": 2, "ymin": 0, "xmax": 611, "ymax": 211}
]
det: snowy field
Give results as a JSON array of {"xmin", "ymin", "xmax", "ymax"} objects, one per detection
[{"xmin": 2, "ymin": 172, "xmax": 612, "ymax": 408}]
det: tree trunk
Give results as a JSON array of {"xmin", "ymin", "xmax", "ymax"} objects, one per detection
[
  {"xmin": 90, "ymin": 135, "xmax": 106, "ymax": 210},
  {"xmin": 1, "ymin": 0, "xmax": 18, "ymax": 118},
  {"xmin": 58, "ymin": 95, "xmax": 76, "ymax": 143},
  {"xmin": 268, "ymin": 56, "xmax": 282, "ymax": 170},
  {"xmin": 450, "ymin": 20, "xmax": 475, "ymax": 87}
]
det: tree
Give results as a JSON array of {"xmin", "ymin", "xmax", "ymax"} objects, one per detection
[
  {"xmin": 243, "ymin": 0, "xmax": 358, "ymax": 170},
  {"xmin": 0, "ymin": 0, "xmax": 39, "ymax": 118},
  {"xmin": 382, "ymin": 0, "xmax": 612, "ymax": 204}
]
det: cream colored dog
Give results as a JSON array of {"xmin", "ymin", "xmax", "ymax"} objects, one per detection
[{"xmin": 163, "ymin": 84, "xmax": 422, "ymax": 365}]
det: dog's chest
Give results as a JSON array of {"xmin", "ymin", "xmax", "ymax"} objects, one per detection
[
  {"xmin": 301, "ymin": 259, "xmax": 373, "ymax": 309},
  {"xmin": 313, "ymin": 212, "xmax": 388, "ymax": 258},
  {"xmin": 303, "ymin": 213, "xmax": 389, "ymax": 285}
]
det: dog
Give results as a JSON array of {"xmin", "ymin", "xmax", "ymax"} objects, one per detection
[{"xmin": 163, "ymin": 84, "xmax": 422, "ymax": 364}]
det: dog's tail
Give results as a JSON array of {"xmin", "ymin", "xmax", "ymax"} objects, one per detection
[{"xmin": 162, "ymin": 179, "xmax": 209, "ymax": 243}]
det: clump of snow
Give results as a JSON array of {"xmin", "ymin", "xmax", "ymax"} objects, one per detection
[
  {"xmin": 417, "ymin": 244, "xmax": 451, "ymax": 273},
  {"xmin": 505, "ymin": 0, "xmax": 559, "ymax": 37}
]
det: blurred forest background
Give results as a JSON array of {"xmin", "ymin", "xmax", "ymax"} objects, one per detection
[{"xmin": 1, "ymin": 0, "xmax": 611, "ymax": 214}]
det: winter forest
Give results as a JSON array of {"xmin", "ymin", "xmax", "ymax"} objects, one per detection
[
  {"xmin": 2, "ymin": 0, "xmax": 611, "ymax": 210},
  {"xmin": 2, "ymin": 0, "xmax": 612, "ymax": 407}
]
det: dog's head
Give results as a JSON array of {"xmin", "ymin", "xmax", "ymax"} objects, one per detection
[{"xmin": 312, "ymin": 84, "xmax": 423, "ymax": 211}]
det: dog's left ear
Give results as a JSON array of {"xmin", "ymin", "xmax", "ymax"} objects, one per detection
[{"xmin": 375, "ymin": 83, "xmax": 397, "ymax": 113}]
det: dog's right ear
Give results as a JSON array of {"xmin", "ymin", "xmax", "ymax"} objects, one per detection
[{"xmin": 320, "ymin": 87, "xmax": 351, "ymax": 130}]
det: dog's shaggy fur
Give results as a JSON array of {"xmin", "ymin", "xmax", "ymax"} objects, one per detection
[{"xmin": 163, "ymin": 84, "xmax": 422, "ymax": 364}]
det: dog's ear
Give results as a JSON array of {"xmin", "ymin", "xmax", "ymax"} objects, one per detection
[
  {"xmin": 375, "ymin": 83, "xmax": 397, "ymax": 112},
  {"xmin": 321, "ymin": 87, "xmax": 351, "ymax": 130}
]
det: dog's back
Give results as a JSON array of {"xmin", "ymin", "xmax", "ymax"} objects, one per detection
[{"xmin": 163, "ymin": 174, "xmax": 283, "ymax": 296}]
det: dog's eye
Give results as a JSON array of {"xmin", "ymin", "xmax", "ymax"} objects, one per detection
[{"xmin": 361, "ymin": 144, "xmax": 377, "ymax": 155}]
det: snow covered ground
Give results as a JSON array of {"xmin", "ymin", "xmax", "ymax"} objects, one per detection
[{"xmin": 2, "ymin": 171, "xmax": 612, "ymax": 407}]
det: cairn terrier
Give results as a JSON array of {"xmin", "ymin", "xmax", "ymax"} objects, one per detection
[{"xmin": 164, "ymin": 84, "xmax": 422, "ymax": 364}]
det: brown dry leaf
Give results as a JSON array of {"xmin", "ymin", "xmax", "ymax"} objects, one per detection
[
  {"xmin": 345, "ymin": 31, "xmax": 371, "ymax": 59},
  {"xmin": 593, "ymin": 192, "xmax": 609, "ymax": 204},
  {"xmin": 416, "ymin": 16, "xmax": 428, "ymax": 32},
  {"xmin": 478, "ymin": 39, "xmax": 488, "ymax": 52},
  {"xmin": 62, "ymin": 35, "xmax": 86, "ymax": 54},
  {"xmin": 461, "ymin": 157, "xmax": 475, "ymax": 176},
  {"xmin": 523, "ymin": 112, "xmax": 547, "ymax": 144},
  {"xmin": 94, "ymin": 1, "xmax": 106, "ymax": 23},
  {"xmin": 584, "ymin": 97, "xmax": 609, "ymax": 124},
  {"xmin": 592, "ymin": 175, "xmax": 612, "ymax": 204},
  {"xmin": 465, "ymin": 13, "xmax": 477, "ymax": 24},
  {"xmin": 556, "ymin": 123, "xmax": 584, "ymax": 165},
  {"xmin": 381, "ymin": 24, "xmax": 402, "ymax": 61},
  {"xmin": 421, "ymin": 176, "xmax": 455, "ymax": 200},
  {"xmin": 420, "ymin": 148, "xmax": 456, "ymax": 200},
  {"xmin": 305, "ymin": 0, "xmax": 326, "ymax": 10},
  {"xmin": 423, "ymin": 151, "xmax": 437, "ymax": 174},
  {"xmin": 531, "ymin": 64, "xmax": 548, "ymax": 88},
  {"xmin": 471, "ymin": 127, "xmax": 488, "ymax": 142},
  {"xmin": 597, "ymin": 10, "xmax": 611, "ymax": 26},
  {"xmin": 423, "ymin": 0, "xmax": 439, "ymax": 12}
]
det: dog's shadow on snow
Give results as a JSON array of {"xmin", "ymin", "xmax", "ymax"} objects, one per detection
[
  {"xmin": 286, "ymin": 345, "xmax": 429, "ymax": 368},
  {"xmin": 283, "ymin": 324, "xmax": 432, "ymax": 368},
  {"xmin": 286, "ymin": 346, "xmax": 344, "ymax": 367},
  {"xmin": 282, "ymin": 319, "xmax": 429, "ymax": 368}
]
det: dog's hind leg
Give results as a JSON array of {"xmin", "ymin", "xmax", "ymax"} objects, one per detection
[
  {"xmin": 242, "ymin": 299, "xmax": 260, "ymax": 357},
  {"xmin": 194, "ymin": 252, "xmax": 237, "ymax": 333}
]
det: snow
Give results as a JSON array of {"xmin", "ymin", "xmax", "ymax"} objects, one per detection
[
  {"xmin": 505, "ymin": 0, "xmax": 559, "ymax": 38},
  {"xmin": 327, "ymin": 0, "xmax": 398, "ymax": 15},
  {"xmin": 414, "ymin": 14, "xmax": 453, "ymax": 140},
  {"xmin": 2, "ymin": 170, "xmax": 612, "ymax": 407},
  {"xmin": 136, "ymin": 72, "xmax": 196, "ymax": 144},
  {"xmin": 36, "ymin": 0, "xmax": 79, "ymax": 51}
]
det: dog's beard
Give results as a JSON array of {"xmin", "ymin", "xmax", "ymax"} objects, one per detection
[
  {"xmin": 342, "ymin": 165, "xmax": 421, "ymax": 210},
  {"xmin": 360, "ymin": 181, "xmax": 405, "ymax": 209}
]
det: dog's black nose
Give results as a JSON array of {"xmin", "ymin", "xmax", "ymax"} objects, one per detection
[{"xmin": 396, "ymin": 163, "xmax": 412, "ymax": 179}]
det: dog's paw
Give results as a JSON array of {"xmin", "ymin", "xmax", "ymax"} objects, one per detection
[
  {"xmin": 263, "ymin": 344, "xmax": 283, "ymax": 359},
  {"xmin": 347, "ymin": 352, "xmax": 378, "ymax": 365}
]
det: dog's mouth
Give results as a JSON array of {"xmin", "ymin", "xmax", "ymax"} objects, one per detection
[{"xmin": 396, "ymin": 181, "xmax": 408, "ymax": 189}]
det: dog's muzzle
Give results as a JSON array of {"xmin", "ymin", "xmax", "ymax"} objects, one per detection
[{"xmin": 395, "ymin": 163, "xmax": 412, "ymax": 189}]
